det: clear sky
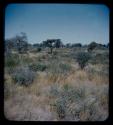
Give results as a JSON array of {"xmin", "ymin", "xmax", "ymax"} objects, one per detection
[{"xmin": 5, "ymin": 4, "xmax": 109, "ymax": 45}]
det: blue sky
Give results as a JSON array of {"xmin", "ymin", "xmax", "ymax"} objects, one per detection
[{"xmin": 5, "ymin": 4, "xmax": 109, "ymax": 45}]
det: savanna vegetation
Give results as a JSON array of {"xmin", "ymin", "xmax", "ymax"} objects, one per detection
[{"xmin": 4, "ymin": 33, "xmax": 109, "ymax": 121}]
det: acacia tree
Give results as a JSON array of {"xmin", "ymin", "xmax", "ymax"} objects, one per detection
[
  {"xmin": 5, "ymin": 32, "xmax": 28, "ymax": 54},
  {"xmin": 54, "ymin": 39, "xmax": 62, "ymax": 48},
  {"xmin": 71, "ymin": 43, "xmax": 82, "ymax": 48},
  {"xmin": 15, "ymin": 32, "xmax": 28, "ymax": 53},
  {"xmin": 5, "ymin": 38, "xmax": 14, "ymax": 55},
  {"xmin": 42, "ymin": 41, "xmax": 48, "ymax": 48},
  {"xmin": 46, "ymin": 39, "xmax": 56, "ymax": 54},
  {"xmin": 66, "ymin": 43, "xmax": 71, "ymax": 48},
  {"xmin": 87, "ymin": 41, "xmax": 97, "ymax": 52}
]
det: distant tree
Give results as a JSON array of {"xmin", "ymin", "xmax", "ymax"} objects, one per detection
[
  {"xmin": 87, "ymin": 41, "xmax": 98, "ymax": 52},
  {"xmin": 37, "ymin": 47, "xmax": 42, "ymax": 52},
  {"xmin": 27, "ymin": 43, "xmax": 33, "ymax": 50},
  {"xmin": 71, "ymin": 43, "xmax": 82, "ymax": 48},
  {"xmin": 82, "ymin": 44, "xmax": 88, "ymax": 48},
  {"xmin": 42, "ymin": 39, "xmax": 63, "ymax": 54},
  {"xmin": 54, "ymin": 39, "xmax": 62, "ymax": 48},
  {"xmin": 46, "ymin": 39, "xmax": 56, "ymax": 54},
  {"xmin": 97, "ymin": 43, "xmax": 108, "ymax": 49},
  {"xmin": 5, "ymin": 39, "xmax": 14, "ymax": 54},
  {"xmin": 42, "ymin": 41, "xmax": 48, "ymax": 48},
  {"xmin": 62, "ymin": 44, "xmax": 65, "ymax": 48},
  {"xmin": 103, "ymin": 44, "xmax": 106, "ymax": 48},
  {"xmin": 33, "ymin": 43, "xmax": 40, "ymax": 48},
  {"xmin": 15, "ymin": 32, "xmax": 28, "ymax": 53},
  {"xmin": 5, "ymin": 32, "xmax": 28, "ymax": 54},
  {"xmin": 66, "ymin": 43, "xmax": 71, "ymax": 48},
  {"xmin": 20, "ymin": 32, "xmax": 28, "ymax": 42}
]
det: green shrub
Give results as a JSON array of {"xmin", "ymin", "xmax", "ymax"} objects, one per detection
[
  {"xmin": 55, "ymin": 97, "xmax": 67, "ymax": 119},
  {"xmin": 46, "ymin": 62, "xmax": 72, "ymax": 83},
  {"xmin": 12, "ymin": 67, "xmax": 36, "ymax": 86},
  {"xmin": 29, "ymin": 63, "xmax": 47, "ymax": 72},
  {"xmin": 90, "ymin": 52, "xmax": 109, "ymax": 65},
  {"xmin": 50, "ymin": 84, "xmax": 86, "ymax": 120},
  {"xmin": 53, "ymin": 51, "xmax": 58, "ymax": 55},
  {"xmin": 59, "ymin": 63, "xmax": 72, "ymax": 73},
  {"xmin": 37, "ymin": 47, "xmax": 42, "ymax": 52},
  {"xmin": 63, "ymin": 84, "xmax": 70, "ymax": 91},
  {"xmin": 48, "ymin": 62, "xmax": 72, "ymax": 76},
  {"xmin": 50, "ymin": 84, "xmax": 60, "ymax": 97},
  {"xmin": 5, "ymin": 54, "xmax": 19, "ymax": 67},
  {"xmin": 21, "ymin": 56, "xmax": 33, "ymax": 65},
  {"xmin": 50, "ymin": 84, "xmax": 108, "ymax": 121},
  {"xmin": 87, "ymin": 42, "xmax": 98, "ymax": 52},
  {"xmin": 76, "ymin": 52, "xmax": 91, "ymax": 69}
]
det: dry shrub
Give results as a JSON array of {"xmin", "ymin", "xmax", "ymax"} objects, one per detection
[
  {"xmin": 29, "ymin": 63, "xmax": 47, "ymax": 72},
  {"xmin": 12, "ymin": 66, "xmax": 36, "ymax": 86},
  {"xmin": 86, "ymin": 67, "xmax": 109, "ymax": 84},
  {"xmin": 46, "ymin": 62, "xmax": 72, "ymax": 83},
  {"xmin": 50, "ymin": 83, "xmax": 108, "ymax": 121}
]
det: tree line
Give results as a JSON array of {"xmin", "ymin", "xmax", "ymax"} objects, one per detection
[{"xmin": 5, "ymin": 32, "xmax": 109, "ymax": 54}]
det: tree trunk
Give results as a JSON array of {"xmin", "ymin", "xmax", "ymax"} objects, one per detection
[{"xmin": 50, "ymin": 47, "xmax": 53, "ymax": 54}]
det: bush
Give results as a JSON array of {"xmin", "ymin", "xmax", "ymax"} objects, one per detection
[
  {"xmin": 37, "ymin": 47, "xmax": 42, "ymax": 52},
  {"xmin": 46, "ymin": 62, "xmax": 72, "ymax": 83},
  {"xmin": 76, "ymin": 52, "xmax": 91, "ymax": 69},
  {"xmin": 48, "ymin": 62, "xmax": 72, "ymax": 74},
  {"xmin": 90, "ymin": 52, "xmax": 109, "ymax": 65},
  {"xmin": 50, "ymin": 84, "xmax": 86, "ymax": 120},
  {"xmin": 5, "ymin": 54, "xmax": 19, "ymax": 67},
  {"xmin": 50, "ymin": 84, "xmax": 108, "ymax": 121},
  {"xmin": 12, "ymin": 67, "xmax": 36, "ymax": 86},
  {"xmin": 21, "ymin": 56, "xmax": 33, "ymax": 65},
  {"xmin": 50, "ymin": 84, "xmax": 60, "ymax": 97},
  {"xmin": 29, "ymin": 63, "xmax": 47, "ymax": 72},
  {"xmin": 59, "ymin": 63, "xmax": 72, "ymax": 74},
  {"xmin": 53, "ymin": 51, "xmax": 58, "ymax": 55},
  {"xmin": 5, "ymin": 54, "xmax": 20, "ymax": 74},
  {"xmin": 88, "ymin": 42, "xmax": 98, "ymax": 52},
  {"xmin": 55, "ymin": 97, "xmax": 67, "ymax": 119}
]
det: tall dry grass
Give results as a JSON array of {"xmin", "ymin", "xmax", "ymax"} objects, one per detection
[{"xmin": 4, "ymin": 48, "xmax": 109, "ymax": 121}]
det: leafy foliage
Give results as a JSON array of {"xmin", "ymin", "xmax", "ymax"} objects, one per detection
[
  {"xmin": 54, "ymin": 39, "xmax": 63, "ymax": 48},
  {"xmin": 50, "ymin": 84, "xmax": 108, "ymax": 121},
  {"xmin": 5, "ymin": 32, "xmax": 28, "ymax": 54},
  {"xmin": 12, "ymin": 67, "xmax": 36, "ymax": 86},
  {"xmin": 48, "ymin": 62, "xmax": 72, "ymax": 75},
  {"xmin": 29, "ymin": 63, "xmax": 47, "ymax": 72},
  {"xmin": 37, "ymin": 47, "xmax": 42, "ymax": 52},
  {"xmin": 76, "ymin": 52, "xmax": 91, "ymax": 69},
  {"xmin": 5, "ymin": 54, "xmax": 20, "ymax": 67},
  {"xmin": 87, "ymin": 42, "xmax": 98, "ymax": 52}
]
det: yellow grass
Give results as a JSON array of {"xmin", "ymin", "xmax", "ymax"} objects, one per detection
[{"xmin": 4, "ymin": 49, "xmax": 109, "ymax": 121}]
